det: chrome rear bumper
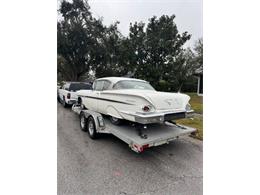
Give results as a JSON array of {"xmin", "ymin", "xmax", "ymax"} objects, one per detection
[
  {"xmin": 120, "ymin": 110, "xmax": 190, "ymax": 124},
  {"xmin": 134, "ymin": 112, "xmax": 186, "ymax": 124}
]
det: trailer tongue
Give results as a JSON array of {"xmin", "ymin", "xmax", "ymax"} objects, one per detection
[{"xmin": 72, "ymin": 104, "xmax": 196, "ymax": 153}]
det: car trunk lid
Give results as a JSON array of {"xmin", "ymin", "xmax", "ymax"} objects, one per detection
[{"xmin": 143, "ymin": 91, "xmax": 190, "ymax": 110}]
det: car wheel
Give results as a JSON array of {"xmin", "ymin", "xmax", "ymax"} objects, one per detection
[
  {"xmin": 80, "ymin": 112, "xmax": 87, "ymax": 131},
  {"xmin": 58, "ymin": 95, "xmax": 61, "ymax": 103},
  {"xmin": 87, "ymin": 116, "xmax": 97, "ymax": 139},
  {"xmin": 110, "ymin": 116, "xmax": 122, "ymax": 125},
  {"xmin": 63, "ymin": 97, "xmax": 67, "ymax": 108}
]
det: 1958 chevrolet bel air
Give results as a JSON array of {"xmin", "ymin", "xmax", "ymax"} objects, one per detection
[{"xmin": 76, "ymin": 77, "xmax": 193, "ymax": 125}]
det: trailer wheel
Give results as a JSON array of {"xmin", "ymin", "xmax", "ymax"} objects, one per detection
[
  {"xmin": 87, "ymin": 116, "xmax": 97, "ymax": 139},
  {"xmin": 109, "ymin": 116, "xmax": 122, "ymax": 125},
  {"xmin": 80, "ymin": 112, "xmax": 87, "ymax": 131}
]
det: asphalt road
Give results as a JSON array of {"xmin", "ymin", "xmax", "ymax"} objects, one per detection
[{"xmin": 58, "ymin": 103, "xmax": 203, "ymax": 195}]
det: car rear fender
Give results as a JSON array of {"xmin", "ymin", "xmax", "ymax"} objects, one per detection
[{"xmin": 106, "ymin": 106, "xmax": 123, "ymax": 119}]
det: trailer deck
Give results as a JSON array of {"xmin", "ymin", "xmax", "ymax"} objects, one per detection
[{"xmin": 72, "ymin": 104, "xmax": 196, "ymax": 153}]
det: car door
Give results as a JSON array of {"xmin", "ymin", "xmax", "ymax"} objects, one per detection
[
  {"xmin": 80, "ymin": 82, "xmax": 97, "ymax": 111},
  {"xmin": 97, "ymin": 80, "xmax": 111, "ymax": 113},
  {"xmin": 83, "ymin": 80, "xmax": 103, "ymax": 112},
  {"xmin": 93, "ymin": 80, "xmax": 104, "ymax": 112}
]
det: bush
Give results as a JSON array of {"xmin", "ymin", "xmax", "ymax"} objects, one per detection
[{"xmin": 181, "ymin": 76, "xmax": 198, "ymax": 92}]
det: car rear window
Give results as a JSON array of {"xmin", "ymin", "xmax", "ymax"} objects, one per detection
[
  {"xmin": 113, "ymin": 80, "xmax": 155, "ymax": 90},
  {"xmin": 69, "ymin": 83, "xmax": 92, "ymax": 91}
]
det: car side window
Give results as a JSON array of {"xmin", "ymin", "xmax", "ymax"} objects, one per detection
[
  {"xmin": 94, "ymin": 81, "xmax": 104, "ymax": 91},
  {"xmin": 113, "ymin": 82, "xmax": 122, "ymax": 89},
  {"xmin": 102, "ymin": 80, "xmax": 111, "ymax": 90}
]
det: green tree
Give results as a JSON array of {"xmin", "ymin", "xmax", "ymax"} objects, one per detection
[
  {"xmin": 182, "ymin": 38, "xmax": 203, "ymax": 82},
  {"xmin": 127, "ymin": 22, "xmax": 147, "ymax": 76},
  {"xmin": 193, "ymin": 38, "xmax": 203, "ymax": 69},
  {"xmin": 57, "ymin": 1, "xmax": 200, "ymax": 92},
  {"xmin": 57, "ymin": 0, "xmax": 103, "ymax": 81},
  {"xmin": 181, "ymin": 38, "xmax": 203, "ymax": 92},
  {"xmin": 127, "ymin": 15, "xmax": 191, "ymax": 91},
  {"xmin": 93, "ymin": 22, "xmax": 126, "ymax": 78}
]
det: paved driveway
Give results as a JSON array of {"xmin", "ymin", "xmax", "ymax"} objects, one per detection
[{"xmin": 57, "ymin": 103, "xmax": 203, "ymax": 195}]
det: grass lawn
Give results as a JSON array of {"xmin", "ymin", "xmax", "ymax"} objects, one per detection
[
  {"xmin": 176, "ymin": 116, "xmax": 203, "ymax": 140},
  {"xmin": 176, "ymin": 93, "xmax": 203, "ymax": 140},
  {"xmin": 186, "ymin": 93, "xmax": 203, "ymax": 114}
]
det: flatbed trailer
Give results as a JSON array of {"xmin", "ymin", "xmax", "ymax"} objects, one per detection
[{"xmin": 72, "ymin": 104, "xmax": 196, "ymax": 153}]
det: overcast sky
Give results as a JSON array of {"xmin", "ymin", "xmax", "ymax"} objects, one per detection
[{"xmin": 88, "ymin": 0, "xmax": 202, "ymax": 48}]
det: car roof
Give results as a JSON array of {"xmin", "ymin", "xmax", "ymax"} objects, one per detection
[
  {"xmin": 64, "ymin": 82, "xmax": 91, "ymax": 85},
  {"xmin": 70, "ymin": 82, "xmax": 91, "ymax": 84},
  {"xmin": 96, "ymin": 77, "xmax": 147, "ymax": 83}
]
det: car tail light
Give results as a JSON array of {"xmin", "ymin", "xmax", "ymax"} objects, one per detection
[
  {"xmin": 142, "ymin": 105, "xmax": 150, "ymax": 112},
  {"xmin": 67, "ymin": 93, "xmax": 71, "ymax": 99}
]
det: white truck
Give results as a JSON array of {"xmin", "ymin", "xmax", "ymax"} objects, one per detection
[
  {"xmin": 72, "ymin": 104, "xmax": 196, "ymax": 153},
  {"xmin": 58, "ymin": 82, "xmax": 92, "ymax": 107}
]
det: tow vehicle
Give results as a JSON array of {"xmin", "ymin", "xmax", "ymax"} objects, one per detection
[
  {"xmin": 58, "ymin": 82, "xmax": 92, "ymax": 107},
  {"xmin": 72, "ymin": 104, "xmax": 196, "ymax": 153}
]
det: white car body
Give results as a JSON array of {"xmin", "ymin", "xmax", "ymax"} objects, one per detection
[{"xmin": 76, "ymin": 77, "xmax": 192, "ymax": 124}]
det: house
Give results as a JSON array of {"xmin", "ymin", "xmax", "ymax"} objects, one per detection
[{"xmin": 194, "ymin": 67, "xmax": 203, "ymax": 96}]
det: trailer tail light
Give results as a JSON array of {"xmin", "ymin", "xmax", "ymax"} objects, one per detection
[
  {"xmin": 67, "ymin": 93, "xmax": 71, "ymax": 99},
  {"xmin": 142, "ymin": 144, "xmax": 149, "ymax": 150},
  {"xmin": 133, "ymin": 144, "xmax": 150, "ymax": 152}
]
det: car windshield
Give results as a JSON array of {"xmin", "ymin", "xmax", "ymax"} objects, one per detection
[
  {"xmin": 69, "ymin": 83, "xmax": 92, "ymax": 91},
  {"xmin": 113, "ymin": 80, "xmax": 155, "ymax": 90}
]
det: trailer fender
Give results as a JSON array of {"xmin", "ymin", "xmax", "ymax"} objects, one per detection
[{"xmin": 79, "ymin": 110, "xmax": 106, "ymax": 132}]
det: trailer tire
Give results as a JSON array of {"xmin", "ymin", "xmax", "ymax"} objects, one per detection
[
  {"xmin": 87, "ymin": 116, "xmax": 97, "ymax": 139},
  {"xmin": 80, "ymin": 112, "xmax": 87, "ymax": 131}
]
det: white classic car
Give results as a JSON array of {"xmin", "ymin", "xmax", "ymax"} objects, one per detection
[{"xmin": 76, "ymin": 77, "xmax": 193, "ymax": 125}]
